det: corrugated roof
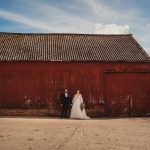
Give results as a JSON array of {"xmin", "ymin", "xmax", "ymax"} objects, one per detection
[{"xmin": 0, "ymin": 32, "xmax": 149, "ymax": 62}]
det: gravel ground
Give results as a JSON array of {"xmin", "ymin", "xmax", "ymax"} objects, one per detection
[{"xmin": 0, "ymin": 117, "xmax": 150, "ymax": 150}]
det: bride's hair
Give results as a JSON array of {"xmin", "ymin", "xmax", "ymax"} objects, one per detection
[{"xmin": 76, "ymin": 89, "xmax": 80, "ymax": 94}]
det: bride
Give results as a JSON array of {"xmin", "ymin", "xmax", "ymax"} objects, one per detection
[{"xmin": 70, "ymin": 89, "xmax": 90, "ymax": 119}]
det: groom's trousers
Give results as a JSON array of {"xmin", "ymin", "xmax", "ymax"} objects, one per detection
[{"xmin": 61, "ymin": 106, "xmax": 68, "ymax": 118}]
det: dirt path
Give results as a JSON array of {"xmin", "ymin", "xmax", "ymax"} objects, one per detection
[{"xmin": 0, "ymin": 117, "xmax": 150, "ymax": 150}]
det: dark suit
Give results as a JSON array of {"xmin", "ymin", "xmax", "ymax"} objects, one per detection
[{"xmin": 60, "ymin": 93, "xmax": 72, "ymax": 118}]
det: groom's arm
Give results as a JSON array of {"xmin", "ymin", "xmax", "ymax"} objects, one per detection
[{"xmin": 60, "ymin": 94, "xmax": 63, "ymax": 106}]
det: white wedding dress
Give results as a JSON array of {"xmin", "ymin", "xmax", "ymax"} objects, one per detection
[{"xmin": 70, "ymin": 94, "xmax": 90, "ymax": 119}]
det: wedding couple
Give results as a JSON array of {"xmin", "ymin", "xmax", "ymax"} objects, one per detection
[{"xmin": 60, "ymin": 89, "xmax": 90, "ymax": 119}]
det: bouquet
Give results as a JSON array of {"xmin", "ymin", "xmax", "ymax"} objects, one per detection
[{"xmin": 80, "ymin": 103, "xmax": 85, "ymax": 111}]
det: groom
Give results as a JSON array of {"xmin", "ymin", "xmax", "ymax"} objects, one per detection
[{"xmin": 60, "ymin": 88, "xmax": 72, "ymax": 118}]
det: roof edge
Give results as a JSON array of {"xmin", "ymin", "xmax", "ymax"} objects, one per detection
[
  {"xmin": 0, "ymin": 31, "xmax": 133, "ymax": 36},
  {"xmin": 1, "ymin": 60, "xmax": 150, "ymax": 63},
  {"xmin": 130, "ymin": 35, "xmax": 150, "ymax": 59}
]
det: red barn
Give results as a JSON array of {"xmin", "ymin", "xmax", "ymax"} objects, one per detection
[{"xmin": 0, "ymin": 32, "xmax": 150, "ymax": 117}]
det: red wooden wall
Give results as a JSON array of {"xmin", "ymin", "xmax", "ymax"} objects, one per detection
[
  {"xmin": 105, "ymin": 72, "xmax": 150, "ymax": 116},
  {"xmin": 0, "ymin": 62, "xmax": 150, "ymax": 117}
]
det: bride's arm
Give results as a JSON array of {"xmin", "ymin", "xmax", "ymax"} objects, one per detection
[{"xmin": 80, "ymin": 94, "xmax": 83, "ymax": 103}]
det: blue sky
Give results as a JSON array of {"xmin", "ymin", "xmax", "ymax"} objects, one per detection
[{"xmin": 0, "ymin": 0, "xmax": 150, "ymax": 54}]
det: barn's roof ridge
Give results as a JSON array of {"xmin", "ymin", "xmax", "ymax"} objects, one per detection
[
  {"xmin": 0, "ymin": 32, "xmax": 133, "ymax": 36},
  {"xmin": 0, "ymin": 32, "xmax": 150, "ymax": 62}
]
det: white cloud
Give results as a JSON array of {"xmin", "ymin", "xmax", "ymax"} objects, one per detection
[{"xmin": 95, "ymin": 23, "xmax": 129, "ymax": 34}]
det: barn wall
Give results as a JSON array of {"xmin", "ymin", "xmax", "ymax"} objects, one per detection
[{"xmin": 0, "ymin": 62, "xmax": 150, "ymax": 117}]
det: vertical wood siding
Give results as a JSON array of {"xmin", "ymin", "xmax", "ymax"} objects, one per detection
[{"xmin": 0, "ymin": 62, "xmax": 150, "ymax": 117}]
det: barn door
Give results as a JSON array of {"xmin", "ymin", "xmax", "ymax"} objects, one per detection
[
  {"xmin": 105, "ymin": 73, "xmax": 130, "ymax": 117},
  {"xmin": 130, "ymin": 73, "xmax": 150, "ymax": 116},
  {"xmin": 105, "ymin": 72, "xmax": 150, "ymax": 117}
]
